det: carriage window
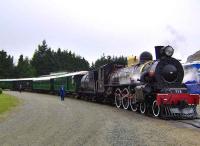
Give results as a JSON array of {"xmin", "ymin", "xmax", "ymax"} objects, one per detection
[{"xmin": 72, "ymin": 76, "xmax": 74, "ymax": 84}]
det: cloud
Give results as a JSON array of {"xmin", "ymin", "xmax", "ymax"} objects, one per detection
[{"xmin": 0, "ymin": 0, "xmax": 200, "ymax": 65}]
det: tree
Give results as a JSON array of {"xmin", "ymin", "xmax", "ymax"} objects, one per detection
[
  {"xmin": 16, "ymin": 55, "xmax": 36, "ymax": 78},
  {"xmin": 31, "ymin": 40, "xmax": 56, "ymax": 76},
  {"xmin": 31, "ymin": 40, "xmax": 90, "ymax": 76},
  {"xmin": 0, "ymin": 50, "xmax": 14, "ymax": 78},
  {"xmin": 92, "ymin": 54, "xmax": 127, "ymax": 69}
]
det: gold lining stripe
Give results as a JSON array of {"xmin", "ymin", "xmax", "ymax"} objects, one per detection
[{"xmin": 140, "ymin": 61, "xmax": 154, "ymax": 73}]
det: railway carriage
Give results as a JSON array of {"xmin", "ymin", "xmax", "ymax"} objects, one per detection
[
  {"xmin": 13, "ymin": 78, "xmax": 33, "ymax": 91},
  {"xmin": 32, "ymin": 77, "xmax": 52, "ymax": 92},
  {"xmin": 0, "ymin": 71, "xmax": 87, "ymax": 94},
  {"xmin": 0, "ymin": 80, "xmax": 13, "ymax": 89},
  {"xmin": 0, "ymin": 78, "xmax": 33, "ymax": 91},
  {"xmin": 53, "ymin": 76, "xmax": 68, "ymax": 93},
  {"xmin": 53, "ymin": 71, "xmax": 88, "ymax": 94}
]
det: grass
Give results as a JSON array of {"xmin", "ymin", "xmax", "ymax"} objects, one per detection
[{"xmin": 0, "ymin": 93, "xmax": 20, "ymax": 115}]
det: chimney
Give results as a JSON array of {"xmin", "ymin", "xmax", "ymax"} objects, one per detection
[{"xmin": 155, "ymin": 46, "xmax": 164, "ymax": 60}]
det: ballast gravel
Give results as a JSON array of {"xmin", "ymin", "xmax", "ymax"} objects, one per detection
[{"xmin": 0, "ymin": 91, "xmax": 200, "ymax": 146}]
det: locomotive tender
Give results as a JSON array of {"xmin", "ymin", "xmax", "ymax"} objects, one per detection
[{"xmin": 0, "ymin": 45, "xmax": 199, "ymax": 119}]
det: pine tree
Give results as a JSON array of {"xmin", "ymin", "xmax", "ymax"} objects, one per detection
[
  {"xmin": 92, "ymin": 54, "xmax": 127, "ymax": 69},
  {"xmin": 31, "ymin": 40, "xmax": 56, "ymax": 75},
  {"xmin": 0, "ymin": 50, "xmax": 15, "ymax": 78},
  {"xmin": 16, "ymin": 55, "xmax": 36, "ymax": 78}
]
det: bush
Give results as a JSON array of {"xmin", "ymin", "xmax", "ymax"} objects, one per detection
[{"xmin": 0, "ymin": 88, "xmax": 2, "ymax": 94}]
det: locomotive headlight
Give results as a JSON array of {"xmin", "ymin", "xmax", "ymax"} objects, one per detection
[{"xmin": 164, "ymin": 46, "xmax": 174, "ymax": 57}]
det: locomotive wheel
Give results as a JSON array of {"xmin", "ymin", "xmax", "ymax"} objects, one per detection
[
  {"xmin": 152, "ymin": 100, "xmax": 160, "ymax": 117},
  {"xmin": 115, "ymin": 88, "xmax": 122, "ymax": 108},
  {"xmin": 130, "ymin": 94, "xmax": 137, "ymax": 112},
  {"xmin": 122, "ymin": 88, "xmax": 130, "ymax": 110},
  {"xmin": 140, "ymin": 102, "xmax": 146, "ymax": 114}
]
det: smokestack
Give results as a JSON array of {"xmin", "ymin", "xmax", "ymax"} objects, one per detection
[{"xmin": 155, "ymin": 46, "xmax": 164, "ymax": 60}]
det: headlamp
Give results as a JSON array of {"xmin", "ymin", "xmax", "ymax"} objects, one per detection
[{"xmin": 164, "ymin": 46, "xmax": 174, "ymax": 57}]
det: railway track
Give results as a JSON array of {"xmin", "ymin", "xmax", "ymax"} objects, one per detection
[{"xmin": 177, "ymin": 118, "xmax": 200, "ymax": 128}]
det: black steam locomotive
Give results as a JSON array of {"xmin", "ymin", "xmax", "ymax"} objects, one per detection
[{"xmin": 80, "ymin": 46, "xmax": 199, "ymax": 119}]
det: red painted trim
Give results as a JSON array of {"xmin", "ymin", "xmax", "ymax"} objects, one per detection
[{"xmin": 156, "ymin": 93, "xmax": 199, "ymax": 106}]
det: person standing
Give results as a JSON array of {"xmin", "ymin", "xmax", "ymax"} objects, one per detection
[
  {"xmin": 60, "ymin": 85, "xmax": 65, "ymax": 101},
  {"xmin": 19, "ymin": 84, "xmax": 22, "ymax": 93}
]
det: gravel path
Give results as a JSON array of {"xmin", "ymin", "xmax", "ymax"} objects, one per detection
[{"xmin": 0, "ymin": 91, "xmax": 200, "ymax": 146}]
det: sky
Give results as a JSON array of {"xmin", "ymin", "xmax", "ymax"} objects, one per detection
[{"xmin": 0, "ymin": 0, "xmax": 200, "ymax": 64}]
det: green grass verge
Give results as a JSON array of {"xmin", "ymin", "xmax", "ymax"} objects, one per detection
[{"xmin": 0, "ymin": 93, "xmax": 20, "ymax": 114}]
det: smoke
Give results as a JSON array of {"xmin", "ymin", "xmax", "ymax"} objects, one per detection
[
  {"xmin": 166, "ymin": 25, "xmax": 186, "ymax": 42},
  {"xmin": 183, "ymin": 68, "xmax": 199, "ymax": 83},
  {"xmin": 163, "ymin": 25, "xmax": 188, "ymax": 62}
]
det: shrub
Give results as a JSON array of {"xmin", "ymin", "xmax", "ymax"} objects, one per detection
[{"xmin": 0, "ymin": 88, "xmax": 2, "ymax": 94}]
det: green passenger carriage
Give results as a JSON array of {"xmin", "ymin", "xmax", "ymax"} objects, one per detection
[
  {"xmin": 32, "ymin": 76, "xmax": 52, "ymax": 91},
  {"xmin": 0, "ymin": 80, "xmax": 13, "ymax": 89},
  {"xmin": 0, "ymin": 71, "xmax": 88, "ymax": 94},
  {"xmin": 53, "ymin": 71, "xmax": 88, "ymax": 94}
]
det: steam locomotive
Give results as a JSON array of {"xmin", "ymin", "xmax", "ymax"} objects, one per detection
[
  {"xmin": 80, "ymin": 46, "xmax": 199, "ymax": 119},
  {"xmin": 0, "ymin": 45, "xmax": 199, "ymax": 119}
]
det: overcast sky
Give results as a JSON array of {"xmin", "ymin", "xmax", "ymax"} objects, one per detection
[{"xmin": 0, "ymin": 0, "xmax": 200, "ymax": 64}]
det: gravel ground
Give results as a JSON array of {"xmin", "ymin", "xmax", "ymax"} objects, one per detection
[{"xmin": 0, "ymin": 91, "xmax": 200, "ymax": 146}]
